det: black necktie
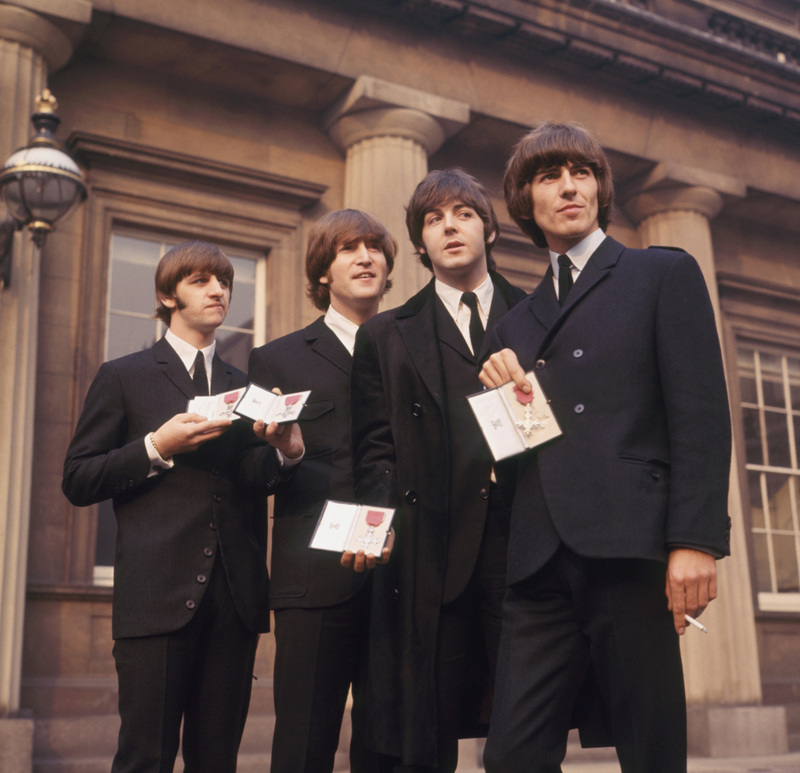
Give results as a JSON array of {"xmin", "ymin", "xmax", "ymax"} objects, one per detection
[
  {"xmin": 557, "ymin": 254, "xmax": 574, "ymax": 306},
  {"xmin": 461, "ymin": 291, "xmax": 484, "ymax": 355},
  {"xmin": 192, "ymin": 350, "xmax": 209, "ymax": 396}
]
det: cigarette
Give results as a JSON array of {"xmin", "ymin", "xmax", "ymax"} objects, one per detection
[{"xmin": 684, "ymin": 614, "xmax": 708, "ymax": 633}]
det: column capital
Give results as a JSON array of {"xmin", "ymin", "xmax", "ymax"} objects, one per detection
[
  {"xmin": 324, "ymin": 75, "xmax": 470, "ymax": 156},
  {"xmin": 0, "ymin": 4, "xmax": 66, "ymax": 71},
  {"xmin": 621, "ymin": 160, "xmax": 745, "ymax": 225}
]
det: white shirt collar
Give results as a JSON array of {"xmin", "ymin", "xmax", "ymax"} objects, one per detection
[
  {"xmin": 165, "ymin": 327, "xmax": 216, "ymax": 376},
  {"xmin": 549, "ymin": 228, "xmax": 606, "ymax": 277},
  {"xmin": 435, "ymin": 273, "xmax": 494, "ymax": 320},
  {"xmin": 323, "ymin": 304, "xmax": 360, "ymax": 355}
]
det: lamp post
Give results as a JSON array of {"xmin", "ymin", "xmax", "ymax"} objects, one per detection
[{"xmin": 0, "ymin": 89, "xmax": 86, "ymax": 289}]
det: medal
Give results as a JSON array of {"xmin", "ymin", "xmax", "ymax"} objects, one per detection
[
  {"xmin": 513, "ymin": 383, "xmax": 549, "ymax": 437},
  {"xmin": 357, "ymin": 509, "xmax": 385, "ymax": 549},
  {"xmin": 220, "ymin": 390, "xmax": 240, "ymax": 418}
]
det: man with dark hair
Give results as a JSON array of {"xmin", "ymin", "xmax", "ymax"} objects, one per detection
[
  {"xmin": 480, "ymin": 121, "xmax": 732, "ymax": 772},
  {"xmin": 350, "ymin": 169, "xmax": 527, "ymax": 772},
  {"xmin": 248, "ymin": 209, "xmax": 395, "ymax": 773},
  {"xmin": 63, "ymin": 241, "xmax": 303, "ymax": 773}
]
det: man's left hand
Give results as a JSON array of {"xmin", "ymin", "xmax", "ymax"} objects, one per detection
[
  {"xmin": 253, "ymin": 419, "xmax": 304, "ymax": 459},
  {"xmin": 341, "ymin": 528, "xmax": 395, "ymax": 572},
  {"xmin": 666, "ymin": 548, "xmax": 717, "ymax": 635}
]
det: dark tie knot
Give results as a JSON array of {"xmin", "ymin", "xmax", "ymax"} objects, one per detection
[
  {"xmin": 557, "ymin": 254, "xmax": 572, "ymax": 272},
  {"xmin": 461, "ymin": 291, "xmax": 479, "ymax": 310},
  {"xmin": 557, "ymin": 254, "xmax": 574, "ymax": 307},
  {"xmin": 192, "ymin": 350, "xmax": 209, "ymax": 396}
]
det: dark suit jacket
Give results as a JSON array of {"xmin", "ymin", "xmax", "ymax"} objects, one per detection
[
  {"xmin": 351, "ymin": 272, "xmax": 526, "ymax": 766},
  {"xmin": 62, "ymin": 337, "xmax": 279, "ymax": 639},
  {"xmin": 491, "ymin": 237, "xmax": 732, "ymax": 586},
  {"xmin": 247, "ymin": 317, "xmax": 367, "ymax": 609}
]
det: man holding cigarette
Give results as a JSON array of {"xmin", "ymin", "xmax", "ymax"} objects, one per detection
[{"xmin": 480, "ymin": 122, "xmax": 732, "ymax": 773}]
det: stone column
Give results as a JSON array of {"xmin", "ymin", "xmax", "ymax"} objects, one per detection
[
  {"xmin": 0, "ymin": 3, "xmax": 84, "ymax": 769},
  {"xmin": 624, "ymin": 165, "xmax": 788, "ymax": 756},
  {"xmin": 324, "ymin": 76, "xmax": 470, "ymax": 305}
]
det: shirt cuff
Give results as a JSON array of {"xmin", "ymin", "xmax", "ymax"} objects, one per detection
[
  {"xmin": 145, "ymin": 433, "xmax": 174, "ymax": 477},
  {"xmin": 276, "ymin": 447, "xmax": 304, "ymax": 469}
]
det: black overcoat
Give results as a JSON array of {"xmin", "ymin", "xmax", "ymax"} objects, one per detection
[{"xmin": 351, "ymin": 272, "xmax": 526, "ymax": 766}]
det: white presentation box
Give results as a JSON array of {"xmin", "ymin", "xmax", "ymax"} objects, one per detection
[
  {"xmin": 187, "ymin": 387, "xmax": 247, "ymax": 420},
  {"xmin": 467, "ymin": 371, "xmax": 562, "ymax": 461},
  {"xmin": 309, "ymin": 500, "xmax": 395, "ymax": 554},
  {"xmin": 234, "ymin": 383, "xmax": 311, "ymax": 424}
]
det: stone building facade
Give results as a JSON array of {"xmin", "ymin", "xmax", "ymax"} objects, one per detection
[{"xmin": 1, "ymin": 0, "xmax": 800, "ymax": 769}]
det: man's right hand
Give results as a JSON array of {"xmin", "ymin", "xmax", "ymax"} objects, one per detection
[
  {"xmin": 480, "ymin": 348, "xmax": 531, "ymax": 393},
  {"xmin": 152, "ymin": 413, "xmax": 232, "ymax": 457}
]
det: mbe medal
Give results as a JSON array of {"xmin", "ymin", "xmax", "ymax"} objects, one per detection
[{"xmin": 513, "ymin": 383, "xmax": 549, "ymax": 437}]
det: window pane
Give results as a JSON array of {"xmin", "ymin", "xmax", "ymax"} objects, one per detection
[
  {"xmin": 107, "ymin": 314, "xmax": 158, "ymax": 361},
  {"xmin": 225, "ymin": 256, "xmax": 256, "ymax": 331},
  {"xmin": 742, "ymin": 407, "xmax": 763, "ymax": 466},
  {"xmin": 765, "ymin": 410, "xmax": 791, "ymax": 469},
  {"xmin": 766, "ymin": 473, "xmax": 795, "ymax": 531},
  {"xmin": 789, "ymin": 357, "xmax": 800, "ymax": 410},
  {"xmin": 217, "ymin": 329, "xmax": 253, "ymax": 373},
  {"xmin": 773, "ymin": 534, "xmax": 800, "ymax": 593},
  {"xmin": 760, "ymin": 352, "xmax": 785, "ymax": 408},
  {"xmin": 752, "ymin": 532, "xmax": 773, "ymax": 593},
  {"xmin": 109, "ymin": 234, "xmax": 162, "ymax": 316},
  {"xmin": 748, "ymin": 470, "xmax": 765, "ymax": 528}
]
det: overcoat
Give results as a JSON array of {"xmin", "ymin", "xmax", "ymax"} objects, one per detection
[
  {"xmin": 248, "ymin": 317, "xmax": 368, "ymax": 608},
  {"xmin": 351, "ymin": 272, "xmax": 526, "ymax": 766},
  {"xmin": 62, "ymin": 337, "xmax": 279, "ymax": 639},
  {"xmin": 492, "ymin": 236, "xmax": 732, "ymax": 585}
]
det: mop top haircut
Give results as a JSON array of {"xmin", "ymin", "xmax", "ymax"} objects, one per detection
[
  {"xmin": 306, "ymin": 209, "xmax": 397, "ymax": 312},
  {"xmin": 155, "ymin": 241, "xmax": 234, "ymax": 326},
  {"xmin": 406, "ymin": 168, "xmax": 500, "ymax": 272},
  {"xmin": 504, "ymin": 121, "xmax": 614, "ymax": 249}
]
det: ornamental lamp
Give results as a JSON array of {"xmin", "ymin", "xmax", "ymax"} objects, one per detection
[{"xmin": 0, "ymin": 89, "xmax": 87, "ymax": 288}]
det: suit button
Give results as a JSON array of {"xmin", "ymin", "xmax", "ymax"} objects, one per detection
[
  {"xmin": 204, "ymin": 547, "xmax": 213, "ymax": 557},
  {"xmin": 213, "ymin": 494, "xmax": 222, "ymax": 503},
  {"xmin": 574, "ymin": 404, "xmax": 585, "ymax": 414},
  {"xmin": 480, "ymin": 487, "xmax": 490, "ymax": 499},
  {"xmin": 535, "ymin": 359, "xmax": 546, "ymax": 370},
  {"xmin": 186, "ymin": 600, "xmax": 196, "ymax": 610},
  {"xmin": 211, "ymin": 468, "xmax": 220, "ymax": 476},
  {"xmin": 197, "ymin": 575, "xmax": 207, "ymax": 584},
  {"xmin": 573, "ymin": 349, "xmax": 583, "ymax": 358},
  {"xmin": 405, "ymin": 490, "xmax": 418, "ymax": 505},
  {"xmin": 412, "ymin": 403, "xmax": 422, "ymax": 417},
  {"xmin": 393, "ymin": 588, "xmax": 400, "ymax": 600},
  {"xmin": 210, "ymin": 522, "xmax": 217, "ymax": 530},
  {"xmin": 651, "ymin": 470, "xmax": 661, "ymax": 480}
]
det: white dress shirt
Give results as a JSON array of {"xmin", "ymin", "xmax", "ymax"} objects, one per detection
[
  {"xmin": 324, "ymin": 304, "xmax": 360, "ymax": 355},
  {"xmin": 550, "ymin": 228, "xmax": 606, "ymax": 300},
  {"xmin": 435, "ymin": 273, "xmax": 494, "ymax": 355}
]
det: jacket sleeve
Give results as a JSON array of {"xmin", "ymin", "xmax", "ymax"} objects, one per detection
[
  {"xmin": 351, "ymin": 322, "xmax": 397, "ymax": 508},
  {"xmin": 62, "ymin": 361, "xmax": 153, "ymax": 507},
  {"xmin": 656, "ymin": 251, "xmax": 732, "ymax": 556}
]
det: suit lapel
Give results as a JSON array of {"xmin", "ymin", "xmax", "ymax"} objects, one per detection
[
  {"xmin": 210, "ymin": 354, "xmax": 235, "ymax": 394},
  {"xmin": 396, "ymin": 281, "xmax": 446, "ymax": 410},
  {"xmin": 436, "ymin": 296, "xmax": 474, "ymax": 363},
  {"xmin": 306, "ymin": 317, "xmax": 351, "ymax": 375},
  {"xmin": 530, "ymin": 236, "xmax": 624, "ymax": 355},
  {"xmin": 152, "ymin": 337, "xmax": 195, "ymax": 399}
]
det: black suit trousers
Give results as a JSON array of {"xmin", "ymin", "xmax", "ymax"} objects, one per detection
[
  {"xmin": 483, "ymin": 547, "xmax": 687, "ymax": 773},
  {"xmin": 271, "ymin": 580, "xmax": 378, "ymax": 773},
  {"xmin": 111, "ymin": 555, "xmax": 258, "ymax": 773}
]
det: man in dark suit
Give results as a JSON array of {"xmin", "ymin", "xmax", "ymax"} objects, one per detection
[
  {"xmin": 351, "ymin": 169, "xmax": 527, "ymax": 772},
  {"xmin": 247, "ymin": 209, "xmax": 396, "ymax": 773},
  {"xmin": 479, "ymin": 122, "xmax": 732, "ymax": 773},
  {"xmin": 62, "ymin": 241, "xmax": 303, "ymax": 773}
]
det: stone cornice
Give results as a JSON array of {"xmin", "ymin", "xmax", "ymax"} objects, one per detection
[
  {"xmin": 371, "ymin": 0, "xmax": 800, "ymax": 131},
  {"xmin": 67, "ymin": 132, "xmax": 327, "ymax": 210}
]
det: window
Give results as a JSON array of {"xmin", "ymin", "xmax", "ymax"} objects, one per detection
[
  {"xmin": 739, "ymin": 345, "xmax": 800, "ymax": 612},
  {"xmin": 94, "ymin": 231, "xmax": 267, "ymax": 583}
]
